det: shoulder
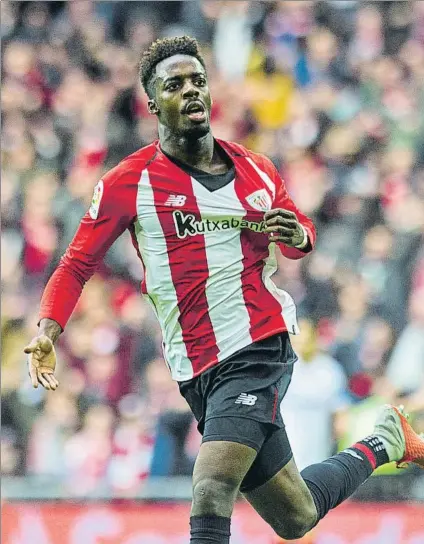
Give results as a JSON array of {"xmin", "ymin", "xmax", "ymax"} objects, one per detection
[
  {"xmin": 88, "ymin": 144, "xmax": 158, "ymax": 219},
  {"xmin": 217, "ymin": 138, "xmax": 250, "ymax": 158},
  {"xmin": 217, "ymin": 139, "xmax": 277, "ymax": 175},
  {"xmin": 101, "ymin": 142, "xmax": 159, "ymax": 188}
]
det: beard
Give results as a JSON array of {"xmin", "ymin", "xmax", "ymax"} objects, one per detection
[{"xmin": 178, "ymin": 121, "xmax": 210, "ymax": 140}]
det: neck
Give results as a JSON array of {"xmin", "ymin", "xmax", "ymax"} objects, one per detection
[{"xmin": 158, "ymin": 126, "xmax": 214, "ymax": 169}]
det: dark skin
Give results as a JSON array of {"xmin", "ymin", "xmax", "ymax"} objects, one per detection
[
  {"xmin": 147, "ymin": 54, "xmax": 226, "ymax": 175},
  {"xmin": 24, "ymin": 52, "xmax": 315, "ymax": 540}
]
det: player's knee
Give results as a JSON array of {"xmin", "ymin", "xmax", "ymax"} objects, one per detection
[
  {"xmin": 192, "ymin": 476, "xmax": 239, "ymax": 516},
  {"xmin": 273, "ymin": 502, "xmax": 317, "ymax": 540}
]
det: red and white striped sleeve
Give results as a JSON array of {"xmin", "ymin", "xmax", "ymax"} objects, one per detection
[{"xmin": 39, "ymin": 168, "xmax": 138, "ymax": 330}]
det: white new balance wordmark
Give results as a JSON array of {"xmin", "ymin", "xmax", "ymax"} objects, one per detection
[
  {"xmin": 191, "ymin": 178, "xmax": 254, "ymax": 361},
  {"xmin": 164, "ymin": 194, "xmax": 187, "ymax": 207},
  {"xmin": 136, "ymin": 169, "xmax": 193, "ymax": 379},
  {"xmin": 235, "ymin": 393, "xmax": 258, "ymax": 406}
]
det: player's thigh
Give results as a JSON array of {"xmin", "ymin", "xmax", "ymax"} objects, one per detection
[
  {"xmin": 192, "ymin": 439, "xmax": 257, "ymax": 488},
  {"xmin": 191, "ymin": 413, "xmax": 274, "ymax": 515},
  {"xmin": 191, "ymin": 439, "xmax": 257, "ymax": 517},
  {"xmin": 243, "ymin": 457, "xmax": 316, "ymax": 532}
]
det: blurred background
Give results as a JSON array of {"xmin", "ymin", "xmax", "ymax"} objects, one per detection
[{"xmin": 1, "ymin": 1, "xmax": 424, "ymax": 543}]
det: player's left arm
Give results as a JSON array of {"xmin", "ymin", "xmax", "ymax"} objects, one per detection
[{"xmin": 263, "ymin": 162, "xmax": 316, "ymax": 259}]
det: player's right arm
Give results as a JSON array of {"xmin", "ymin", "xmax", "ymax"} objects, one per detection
[{"xmin": 24, "ymin": 168, "xmax": 137, "ymax": 390}]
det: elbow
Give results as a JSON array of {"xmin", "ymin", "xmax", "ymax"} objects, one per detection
[{"xmin": 58, "ymin": 253, "xmax": 98, "ymax": 286}]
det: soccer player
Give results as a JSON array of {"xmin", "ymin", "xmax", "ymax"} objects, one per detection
[{"xmin": 25, "ymin": 37, "xmax": 424, "ymax": 543}]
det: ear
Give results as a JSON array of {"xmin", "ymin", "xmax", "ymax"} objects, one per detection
[{"xmin": 148, "ymin": 100, "xmax": 159, "ymax": 115}]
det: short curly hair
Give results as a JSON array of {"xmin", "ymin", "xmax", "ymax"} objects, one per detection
[{"xmin": 139, "ymin": 36, "xmax": 206, "ymax": 98}]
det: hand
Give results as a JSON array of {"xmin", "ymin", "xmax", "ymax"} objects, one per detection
[
  {"xmin": 24, "ymin": 335, "xmax": 59, "ymax": 390},
  {"xmin": 264, "ymin": 209, "xmax": 306, "ymax": 247}
]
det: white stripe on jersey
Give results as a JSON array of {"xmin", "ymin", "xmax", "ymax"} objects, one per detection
[
  {"xmin": 246, "ymin": 157, "xmax": 276, "ymax": 200},
  {"xmin": 262, "ymin": 243, "xmax": 300, "ymax": 334},
  {"xmin": 191, "ymin": 178, "xmax": 254, "ymax": 360},
  {"xmin": 135, "ymin": 169, "xmax": 193, "ymax": 380},
  {"xmin": 244, "ymin": 158, "xmax": 299, "ymax": 334}
]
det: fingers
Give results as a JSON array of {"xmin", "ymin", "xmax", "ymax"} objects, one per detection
[
  {"xmin": 269, "ymin": 235, "xmax": 293, "ymax": 244},
  {"xmin": 263, "ymin": 211, "xmax": 298, "ymax": 241},
  {"xmin": 37, "ymin": 373, "xmax": 51, "ymax": 390},
  {"xmin": 28, "ymin": 356, "xmax": 39, "ymax": 388},
  {"xmin": 265, "ymin": 222, "xmax": 296, "ymax": 244},
  {"xmin": 35, "ymin": 371, "xmax": 59, "ymax": 391},
  {"xmin": 264, "ymin": 209, "xmax": 297, "ymax": 221},
  {"xmin": 263, "ymin": 209, "xmax": 303, "ymax": 245},
  {"xmin": 43, "ymin": 373, "xmax": 59, "ymax": 390},
  {"xmin": 27, "ymin": 353, "xmax": 59, "ymax": 390},
  {"xmin": 265, "ymin": 225, "xmax": 294, "ymax": 236},
  {"xmin": 264, "ymin": 216, "xmax": 297, "ymax": 228},
  {"xmin": 25, "ymin": 335, "xmax": 57, "ymax": 390},
  {"xmin": 265, "ymin": 226, "xmax": 298, "ymax": 244}
]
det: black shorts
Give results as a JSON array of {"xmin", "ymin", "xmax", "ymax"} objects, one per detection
[{"xmin": 178, "ymin": 332, "xmax": 296, "ymax": 492}]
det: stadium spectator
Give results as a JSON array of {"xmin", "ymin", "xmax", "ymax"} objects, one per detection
[{"xmin": 282, "ymin": 319, "xmax": 349, "ymax": 470}]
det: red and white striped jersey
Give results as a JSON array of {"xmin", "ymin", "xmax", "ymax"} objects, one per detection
[{"xmin": 40, "ymin": 139, "xmax": 316, "ymax": 381}]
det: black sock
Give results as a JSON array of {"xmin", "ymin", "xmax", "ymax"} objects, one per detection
[
  {"xmin": 190, "ymin": 515, "xmax": 231, "ymax": 544},
  {"xmin": 351, "ymin": 435, "xmax": 389, "ymax": 469},
  {"xmin": 301, "ymin": 435, "xmax": 389, "ymax": 524}
]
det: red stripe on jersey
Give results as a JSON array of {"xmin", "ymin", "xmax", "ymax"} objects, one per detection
[
  {"xmin": 147, "ymin": 162, "xmax": 219, "ymax": 375},
  {"xmin": 233, "ymin": 173, "xmax": 286, "ymax": 340}
]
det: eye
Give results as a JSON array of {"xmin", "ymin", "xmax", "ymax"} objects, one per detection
[
  {"xmin": 166, "ymin": 82, "xmax": 179, "ymax": 91},
  {"xmin": 195, "ymin": 79, "xmax": 206, "ymax": 87}
]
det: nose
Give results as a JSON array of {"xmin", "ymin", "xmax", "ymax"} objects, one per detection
[{"xmin": 181, "ymin": 80, "xmax": 199, "ymax": 98}]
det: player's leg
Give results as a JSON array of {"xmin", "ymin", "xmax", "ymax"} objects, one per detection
[
  {"xmin": 243, "ymin": 404, "xmax": 424, "ymax": 540},
  {"xmin": 178, "ymin": 366, "xmax": 266, "ymax": 543},
  {"xmin": 244, "ymin": 457, "xmax": 317, "ymax": 540},
  {"xmin": 190, "ymin": 439, "xmax": 257, "ymax": 543},
  {"xmin": 179, "ymin": 334, "xmax": 295, "ymax": 542},
  {"xmin": 240, "ymin": 425, "xmax": 317, "ymax": 540}
]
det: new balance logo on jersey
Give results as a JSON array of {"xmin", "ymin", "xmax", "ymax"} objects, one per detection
[
  {"xmin": 235, "ymin": 393, "xmax": 258, "ymax": 406},
  {"xmin": 173, "ymin": 210, "xmax": 266, "ymax": 239},
  {"xmin": 165, "ymin": 194, "xmax": 187, "ymax": 207}
]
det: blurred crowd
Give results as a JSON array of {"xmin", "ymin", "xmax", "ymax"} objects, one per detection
[{"xmin": 2, "ymin": 1, "xmax": 424, "ymax": 496}]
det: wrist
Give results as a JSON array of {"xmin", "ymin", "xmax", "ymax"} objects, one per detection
[
  {"xmin": 294, "ymin": 225, "xmax": 308, "ymax": 249},
  {"xmin": 38, "ymin": 318, "xmax": 62, "ymax": 344}
]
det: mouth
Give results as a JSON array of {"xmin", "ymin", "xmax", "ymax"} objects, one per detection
[{"xmin": 183, "ymin": 101, "xmax": 207, "ymax": 123}]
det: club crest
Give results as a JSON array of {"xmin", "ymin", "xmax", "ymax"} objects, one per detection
[{"xmin": 246, "ymin": 189, "xmax": 272, "ymax": 212}]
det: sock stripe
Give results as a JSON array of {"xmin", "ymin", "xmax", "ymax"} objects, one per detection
[{"xmin": 352, "ymin": 443, "xmax": 377, "ymax": 470}]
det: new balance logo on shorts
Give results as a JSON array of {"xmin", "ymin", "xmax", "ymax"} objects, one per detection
[
  {"xmin": 235, "ymin": 393, "xmax": 258, "ymax": 406},
  {"xmin": 165, "ymin": 194, "xmax": 187, "ymax": 207}
]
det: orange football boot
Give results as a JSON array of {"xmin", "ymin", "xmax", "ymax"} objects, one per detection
[{"xmin": 373, "ymin": 405, "xmax": 424, "ymax": 468}]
